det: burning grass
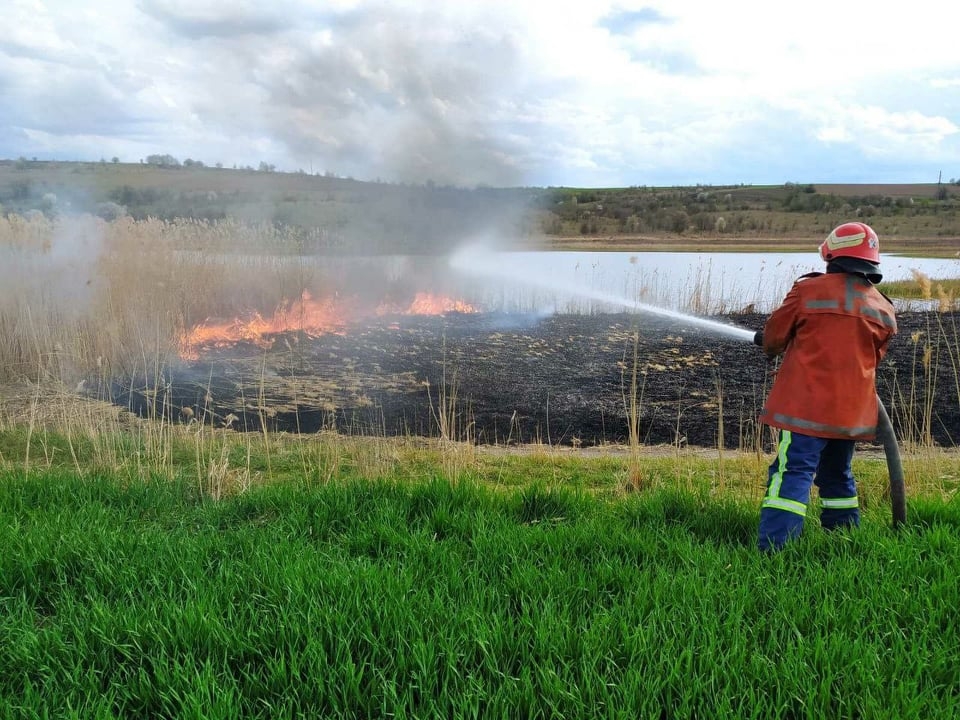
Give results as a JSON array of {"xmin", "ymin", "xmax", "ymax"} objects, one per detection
[
  {"xmin": 0, "ymin": 214, "xmax": 480, "ymax": 383},
  {"xmin": 90, "ymin": 310, "xmax": 960, "ymax": 457},
  {"xmin": 177, "ymin": 290, "xmax": 477, "ymax": 360}
]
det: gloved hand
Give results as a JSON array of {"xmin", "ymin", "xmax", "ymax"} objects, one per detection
[{"xmin": 753, "ymin": 330, "xmax": 763, "ymax": 347}]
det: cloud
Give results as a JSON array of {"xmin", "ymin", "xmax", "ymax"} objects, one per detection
[
  {"xmin": 138, "ymin": 0, "xmax": 294, "ymax": 38},
  {"xmin": 2, "ymin": 66, "xmax": 153, "ymax": 138},
  {"xmin": 1, "ymin": 0, "xmax": 959, "ymax": 186},
  {"xmin": 803, "ymin": 102, "xmax": 959, "ymax": 161}
]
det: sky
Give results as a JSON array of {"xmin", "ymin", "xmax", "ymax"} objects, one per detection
[{"xmin": 2, "ymin": 0, "xmax": 959, "ymax": 188}]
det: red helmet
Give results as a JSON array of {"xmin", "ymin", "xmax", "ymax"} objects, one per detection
[{"xmin": 819, "ymin": 222, "xmax": 880, "ymax": 264}]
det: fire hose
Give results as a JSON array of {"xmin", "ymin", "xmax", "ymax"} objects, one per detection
[
  {"xmin": 876, "ymin": 397, "xmax": 907, "ymax": 528},
  {"xmin": 753, "ymin": 331, "xmax": 906, "ymax": 528}
]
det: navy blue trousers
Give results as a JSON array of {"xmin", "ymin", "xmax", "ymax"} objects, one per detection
[{"xmin": 758, "ymin": 430, "xmax": 861, "ymax": 551}]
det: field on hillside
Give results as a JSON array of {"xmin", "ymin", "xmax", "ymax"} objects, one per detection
[{"xmin": 2, "ymin": 160, "xmax": 959, "ymax": 255}]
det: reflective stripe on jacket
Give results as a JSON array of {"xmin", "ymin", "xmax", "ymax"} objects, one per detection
[{"xmin": 759, "ymin": 272, "xmax": 897, "ymax": 440}]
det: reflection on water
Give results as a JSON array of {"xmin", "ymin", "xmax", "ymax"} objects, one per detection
[
  {"xmin": 174, "ymin": 250, "xmax": 960, "ymax": 315},
  {"xmin": 453, "ymin": 251, "xmax": 960, "ymax": 314}
]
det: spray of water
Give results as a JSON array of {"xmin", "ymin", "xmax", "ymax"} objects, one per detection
[{"xmin": 450, "ymin": 244, "xmax": 757, "ymax": 343}]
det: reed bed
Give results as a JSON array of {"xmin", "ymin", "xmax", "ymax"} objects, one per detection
[
  {"xmin": 0, "ymin": 215, "xmax": 321, "ymax": 385},
  {"xmin": 0, "ymin": 213, "xmax": 799, "ymax": 388}
]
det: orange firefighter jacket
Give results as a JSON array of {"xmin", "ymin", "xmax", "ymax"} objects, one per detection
[{"xmin": 759, "ymin": 272, "xmax": 897, "ymax": 440}]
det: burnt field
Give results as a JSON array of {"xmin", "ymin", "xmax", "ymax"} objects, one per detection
[{"xmin": 101, "ymin": 311, "xmax": 960, "ymax": 450}]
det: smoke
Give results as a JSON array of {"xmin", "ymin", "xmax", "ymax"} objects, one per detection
[
  {"xmin": 0, "ymin": 213, "xmax": 103, "ymax": 308},
  {"xmin": 44, "ymin": 215, "xmax": 105, "ymax": 313},
  {"xmin": 270, "ymin": 10, "xmax": 530, "ymax": 187},
  {"xmin": 140, "ymin": 2, "xmax": 534, "ymax": 189}
]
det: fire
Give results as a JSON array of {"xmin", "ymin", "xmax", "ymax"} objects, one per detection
[
  {"xmin": 178, "ymin": 290, "xmax": 478, "ymax": 359},
  {"xmin": 177, "ymin": 291, "xmax": 351, "ymax": 360},
  {"xmin": 377, "ymin": 292, "xmax": 477, "ymax": 316}
]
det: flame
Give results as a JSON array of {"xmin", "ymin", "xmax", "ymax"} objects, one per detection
[
  {"xmin": 178, "ymin": 290, "xmax": 478, "ymax": 359},
  {"xmin": 377, "ymin": 292, "xmax": 477, "ymax": 316}
]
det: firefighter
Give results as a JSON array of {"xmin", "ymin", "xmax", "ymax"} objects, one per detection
[{"xmin": 753, "ymin": 222, "xmax": 898, "ymax": 551}]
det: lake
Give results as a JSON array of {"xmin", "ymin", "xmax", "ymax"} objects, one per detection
[
  {"xmin": 171, "ymin": 247, "xmax": 960, "ymax": 315},
  {"xmin": 447, "ymin": 248, "xmax": 960, "ymax": 314}
]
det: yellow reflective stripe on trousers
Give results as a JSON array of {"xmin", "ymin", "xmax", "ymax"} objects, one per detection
[
  {"xmin": 761, "ymin": 497, "xmax": 808, "ymax": 516},
  {"xmin": 766, "ymin": 430, "xmax": 791, "ymax": 499},
  {"xmin": 763, "ymin": 430, "xmax": 808, "ymax": 517},
  {"xmin": 820, "ymin": 496, "xmax": 859, "ymax": 509}
]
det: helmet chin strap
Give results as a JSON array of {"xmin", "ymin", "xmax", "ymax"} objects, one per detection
[{"xmin": 826, "ymin": 257, "xmax": 883, "ymax": 284}]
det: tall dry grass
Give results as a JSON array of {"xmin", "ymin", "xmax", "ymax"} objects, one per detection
[
  {"xmin": 0, "ymin": 214, "xmax": 322, "ymax": 386},
  {"xmin": 886, "ymin": 271, "xmax": 960, "ymax": 452},
  {"xmin": 426, "ymin": 339, "xmax": 477, "ymax": 481},
  {"xmin": 620, "ymin": 330, "xmax": 646, "ymax": 490}
]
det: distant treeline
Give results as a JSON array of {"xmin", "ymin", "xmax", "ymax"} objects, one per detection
[{"xmin": 533, "ymin": 182, "xmax": 960, "ymax": 237}]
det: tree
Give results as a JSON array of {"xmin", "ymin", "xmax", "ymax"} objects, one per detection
[
  {"xmin": 10, "ymin": 179, "xmax": 32, "ymax": 199},
  {"xmin": 145, "ymin": 154, "xmax": 181, "ymax": 168},
  {"xmin": 671, "ymin": 210, "xmax": 690, "ymax": 234},
  {"xmin": 39, "ymin": 192, "xmax": 58, "ymax": 217},
  {"xmin": 94, "ymin": 201, "xmax": 127, "ymax": 221}
]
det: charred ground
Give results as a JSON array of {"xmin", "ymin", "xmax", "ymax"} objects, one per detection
[{"xmin": 103, "ymin": 311, "xmax": 960, "ymax": 451}]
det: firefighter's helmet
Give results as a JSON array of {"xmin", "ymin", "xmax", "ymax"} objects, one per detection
[{"xmin": 819, "ymin": 222, "xmax": 880, "ymax": 264}]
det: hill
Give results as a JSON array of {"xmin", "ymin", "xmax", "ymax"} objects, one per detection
[{"xmin": 1, "ymin": 159, "xmax": 958, "ymax": 255}]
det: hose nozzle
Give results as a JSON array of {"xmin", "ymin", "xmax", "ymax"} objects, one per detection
[{"xmin": 753, "ymin": 330, "xmax": 763, "ymax": 347}]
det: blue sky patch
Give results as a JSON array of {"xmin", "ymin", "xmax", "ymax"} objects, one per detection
[{"xmin": 599, "ymin": 8, "xmax": 670, "ymax": 35}]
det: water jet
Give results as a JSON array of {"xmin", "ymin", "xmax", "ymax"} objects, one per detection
[{"xmin": 450, "ymin": 245, "xmax": 756, "ymax": 342}]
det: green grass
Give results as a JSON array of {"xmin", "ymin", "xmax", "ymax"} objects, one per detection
[
  {"xmin": 2, "ymin": 468, "xmax": 960, "ymax": 718},
  {"xmin": 879, "ymin": 277, "xmax": 960, "ymax": 301}
]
